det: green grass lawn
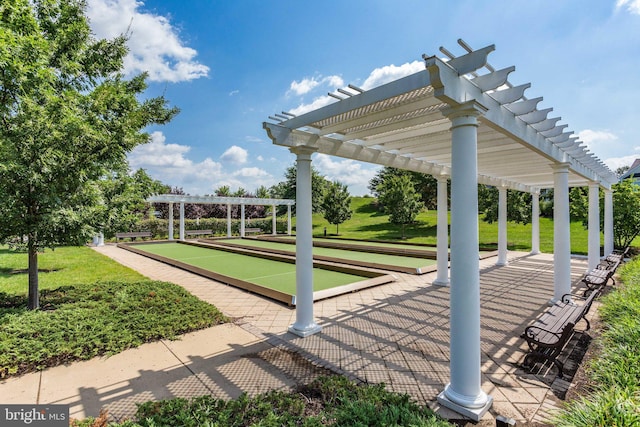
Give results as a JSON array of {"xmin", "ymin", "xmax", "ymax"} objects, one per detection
[
  {"xmin": 0, "ymin": 246, "xmax": 145, "ymax": 294},
  {"xmin": 552, "ymin": 256, "xmax": 640, "ymax": 426},
  {"xmin": 306, "ymin": 196, "xmax": 618, "ymax": 255},
  {"xmin": 0, "ymin": 246, "xmax": 227, "ymax": 378}
]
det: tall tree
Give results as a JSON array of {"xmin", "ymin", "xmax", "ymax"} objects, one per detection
[
  {"xmin": 269, "ymin": 164, "xmax": 329, "ymax": 214},
  {"xmin": 612, "ymin": 179, "xmax": 640, "ymax": 249},
  {"xmin": 477, "ymin": 185, "xmax": 532, "ymax": 224},
  {"xmin": 369, "ymin": 167, "xmax": 440, "ymax": 209},
  {"xmin": 321, "ymin": 181, "xmax": 352, "ymax": 235},
  {"xmin": 377, "ymin": 174, "xmax": 424, "ymax": 239},
  {"xmin": 97, "ymin": 168, "xmax": 168, "ymax": 237},
  {"xmin": 0, "ymin": 0, "xmax": 178, "ymax": 309}
]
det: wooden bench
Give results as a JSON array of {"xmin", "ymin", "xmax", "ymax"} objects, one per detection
[
  {"xmin": 244, "ymin": 228, "xmax": 262, "ymax": 235},
  {"xmin": 185, "ymin": 229, "xmax": 212, "ymax": 237},
  {"xmin": 521, "ymin": 287, "xmax": 602, "ymax": 378},
  {"xmin": 582, "ymin": 268, "xmax": 616, "ymax": 295},
  {"xmin": 115, "ymin": 231, "xmax": 152, "ymax": 242},
  {"xmin": 581, "ymin": 248, "xmax": 628, "ymax": 295}
]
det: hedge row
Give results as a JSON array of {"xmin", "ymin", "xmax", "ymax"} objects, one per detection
[{"xmin": 114, "ymin": 218, "xmax": 290, "ymax": 239}]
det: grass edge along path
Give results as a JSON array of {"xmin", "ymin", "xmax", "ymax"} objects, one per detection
[
  {"xmin": 551, "ymin": 255, "xmax": 640, "ymax": 426},
  {"xmin": 0, "ymin": 246, "xmax": 228, "ymax": 378}
]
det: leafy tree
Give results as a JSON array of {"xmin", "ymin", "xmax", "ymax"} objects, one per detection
[
  {"xmin": 369, "ymin": 167, "xmax": 440, "ymax": 209},
  {"xmin": 255, "ymin": 185, "xmax": 270, "ymax": 199},
  {"xmin": 269, "ymin": 164, "xmax": 329, "ymax": 214},
  {"xmin": 616, "ymin": 165, "xmax": 630, "ymax": 176},
  {"xmin": 611, "ymin": 179, "xmax": 640, "ymax": 249},
  {"xmin": 97, "ymin": 168, "xmax": 168, "ymax": 237},
  {"xmin": 377, "ymin": 175, "xmax": 424, "ymax": 239},
  {"xmin": 0, "ymin": 0, "xmax": 178, "ymax": 309},
  {"xmin": 321, "ymin": 181, "xmax": 352, "ymax": 235},
  {"xmin": 478, "ymin": 185, "xmax": 532, "ymax": 224},
  {"xmin": 215, "ymin": 185, "xmax": 231, "ymax": 196}
]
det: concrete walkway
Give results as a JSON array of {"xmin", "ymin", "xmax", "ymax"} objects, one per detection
[{"xmin": 0, "ymin": 244, "xmax": 596, "ymax": 426}]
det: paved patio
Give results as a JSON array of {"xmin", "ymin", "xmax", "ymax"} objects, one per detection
[{"xmin": 0, "ymin": 243, "xmax": 597, "ymax": 425}]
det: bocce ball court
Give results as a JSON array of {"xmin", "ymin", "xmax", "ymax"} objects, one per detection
[{"xmin": 120, "ymin": 241, "xmax": 396, "ymax": 306}]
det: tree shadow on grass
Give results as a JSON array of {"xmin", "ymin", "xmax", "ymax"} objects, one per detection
[
  {"xmin": 355, "ymin": 201, "xmax": 385, "ymax": 217},
  {"xmin": 355, "ymin": 221, "xmax": 438, "ymax": 241}
]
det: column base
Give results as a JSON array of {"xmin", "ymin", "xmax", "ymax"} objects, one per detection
[
  {"xmin": 288, "ymin": 323, "xmax": 322, "ymax": 338},
  {"xmin": 496, "ymin": 260, "xmax": 508, "ymax": 266},
  {"xmin": 432, "ymin": 278, "xmax": 450, "ymax": 287},
  {"xmin": 437, "ymin": 388, "xmax": 492, "ymax": 422},
  {"xmin": 529, "ymin": 250, "xmax": 540, "ymax": 255}
]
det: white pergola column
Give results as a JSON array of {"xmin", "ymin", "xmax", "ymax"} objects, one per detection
[
  {"xmin": 530, "ymin": 189, "xmax": 540, "ymax": 255},
  {"xmin": 497, "ymin": 185, "xmax": 508, "ymax": 265},
  {"xmin": 272, "ymin": 204, "xmax": 277, "ymax": 235},
  {"xmin": 240, "ymin": 204, "xmax": 246, "ymax": 238},
  {"xmin": 437, "ymin": 101, "xmax": 492, "ymax": 421},
  {"xmin": 289, "ymin": 146, "xmax": 321, "ymax": 337},
  {"xmin": 168, "ymin": 202, "xmax": 174, "ymax": 240},
  {"xmin": 433, "ymin": 174, "xmax": 449, "ymax": 286},
  {"xmin": 179, "ymin": 202, "xmax": 185, "ymax": 241},
  {"xmin": 588, "ymin": 182, "xmax": 601, "ymax": 271},
  {"xmin": 604, "ymin": 189, "xmax": 614, "ymax": 255},
  {"xmin": 552, "ymin": 163, "xmax": 571, "ymax": 303},
  {"xmin": 287, "ymin": 205, "xmax": 292, "ymax": 236},
  {"xmin": 226, "ymin": 203, "xmax": 232, "ymax": 237}
]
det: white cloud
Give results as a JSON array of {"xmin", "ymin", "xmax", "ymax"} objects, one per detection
[
  {"xmin": 288, "ymin": 62, "xmax": 423, "ymax": 116},
  {"xmin": 129, "ymin": 131, "xmax": 192, "ymax": 167},
  {"xmin": 313, "ymin": 154, "xmax": 380, "ymax": 196},
  {"xmin": 256, "ymin": 155, "xmax": 264, "ymax": 161},
  {"xmin": 289, "ymin": 95, "xmax": 336, "ymax": 116},
  {"xmin": 220, "ymin": 145, "xmax": 248, "ymax": 164},
  {"xmin": 86, "ymin": 0, "xmax": 209, "ymax": 82},
  {"xmin": 128, "ymin": 132, "xmax": 278, "ymax": 194},
  {"xmin": 577, "ymin": 129, "xmax": 618, "ymax": 152},
  {"xmin": 245, "ymin": 136, "xmax": 263, "ymax": 143},
  {"xmin": 128, "ymin": 131, "xmax": 224, "ymax": 193},
  {"xmin": 361, "ymin": 61, "xmax": 424, "ymax": 90},
  {"xmin": 325, "ymin": 75, "xmax": 345, "ymax": 88},
  {"xmin": 233, "ymin": 167, "xmax": 270, "ymax": 178},
  {"xmin": 616, "ymin": 0, "xmax": 640, "ymax": 15},
  {"xmin": 289, "ymin": 78, "xmax": 320, "ymax": 96},
  {"xmin": 229, "ymin": 90, "xmax": 240, "ymax": 96},
  {"xmin": 604, "ymin": 154, "xmax": 640, "ymax": 173},
  {"xmin": 288, "ymin": 75, "xmax": 344, "ymax": 96}
]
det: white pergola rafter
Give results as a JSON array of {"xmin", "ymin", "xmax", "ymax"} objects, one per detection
[{"xmin": 262, "ymin": 39, "xmax": 617, "ymax": 421}]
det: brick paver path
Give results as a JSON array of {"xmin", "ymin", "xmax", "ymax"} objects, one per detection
[{"xmin": 94, "ymin": 244, "xmax": 594, "ymax": 425}]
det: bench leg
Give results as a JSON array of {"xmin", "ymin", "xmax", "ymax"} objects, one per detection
[{"xmin": 523, "ymin": 350, "xmax": 565, "ymax": 378}]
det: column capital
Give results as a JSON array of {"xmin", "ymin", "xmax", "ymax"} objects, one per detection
[
  {"xmin": 435, "ymin": 174, "xmax": 449, "ymax": 183},
  {"xmin": 551, "ymin": 162, "xmax": 570, "ymax": 173},
  {"xmin": 289, "ymin": 145, "xmax": 318, "ymax": 158},
  {"xmin": 441, "ymin": 100, "xmax": 488, "ymax": 121},
  {"xmin": 588, "ymin": 181, "xmax": 600, "ymax": 189}
]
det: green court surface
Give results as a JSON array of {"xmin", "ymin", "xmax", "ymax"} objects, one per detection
[
  {"xmin": 133, "ymin": 243, "xmax": 366, "ymax": 296},
  {"xmin": 273, "ymin": 236, "xmax": 439, "ymax": 252},
  {"xmin": 216, "ymin": 238, "xmax": 436, "ymax": 269}
]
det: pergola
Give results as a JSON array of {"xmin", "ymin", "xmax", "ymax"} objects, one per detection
[
  {"xmin": 263, "ymin": 40, "xmax": 618, "ymax": 420},
  {"xmin": 147, "ymin": 194, "xmax": 295, "ymax": 239}
]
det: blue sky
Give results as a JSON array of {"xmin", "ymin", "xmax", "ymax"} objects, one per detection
[{"xmin": 86, "ymin": 0, "xmax": 640, "ymax": 196}]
